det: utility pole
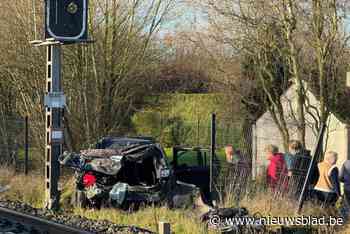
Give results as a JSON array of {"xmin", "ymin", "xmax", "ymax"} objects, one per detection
[
  {"xmin": 30, "ymin": 39, "xmax": 66, "ymax": 210},
  {"xmin": 45, "ymin": 43, "xmax": 64, "ymax": 209},
  {"xmin": 30, "ymin": 0, "xmax": 91, "ymax": 210}
]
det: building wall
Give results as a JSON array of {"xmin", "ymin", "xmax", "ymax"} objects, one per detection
[
  {"xmin": 253, "ymin": 85, "xmax": 348, "ymax": 176},
  {"xmin": 325, "ymin": 117, "xmax": 348, "ymax": 167}
]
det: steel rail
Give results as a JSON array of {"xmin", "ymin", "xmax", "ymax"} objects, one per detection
[{"xmin": 0, "ymin": 207, "xmax": 94, "ymax": 234}]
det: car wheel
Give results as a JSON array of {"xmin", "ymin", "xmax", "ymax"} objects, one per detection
[{"xmin": 110, "ymin": 198, "xmax": 131, "ymax": 210}]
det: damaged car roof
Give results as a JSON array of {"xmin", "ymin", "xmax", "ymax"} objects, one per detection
[{"xmin": 96, "ymin": 137, "xmax": 155, "ymax": 149}]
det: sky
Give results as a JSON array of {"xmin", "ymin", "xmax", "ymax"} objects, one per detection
[
  {"xmin": 158, "ymin": 1, "xmax": 207, "ymax": 38},
  {"xmin": 159, "ymin": 2, "xmax": 350, "ymax": 39}
]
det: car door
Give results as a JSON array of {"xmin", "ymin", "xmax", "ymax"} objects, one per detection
[{"xmin": 172, "ymin": 148, "xmax": 210, "ymax": 201}]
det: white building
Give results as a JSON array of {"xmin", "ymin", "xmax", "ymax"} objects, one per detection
[{"xmin": 253, "ymin": 84, "xmax": 350, "ymax": 176}]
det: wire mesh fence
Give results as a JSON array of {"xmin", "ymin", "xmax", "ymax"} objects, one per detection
[
  {"xmin": 110, "ymin": 111, "xmax": 316, "ymax": 207},
  {"xmin": 212, "ymin": 160, "xmax": 252, "ymax": 204},
  {"xmin": 211, "ymin": 152, "xmax": 312, "ymax": 208},
  {"xmin": 284, "ymin": 154, "xmax": 312, "ymax": 199},
  {"xmin": 0, "ymin": 116, "xmax": 27, "ymax": 170},
  {"xmin": 131, "ymin": 111, "xmax": 250, "ymax": 148}
]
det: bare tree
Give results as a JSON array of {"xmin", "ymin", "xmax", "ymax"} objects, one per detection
[
  {"xmin": 196, "ymin": 0, "xmax": 350, "ymax": 149},
  {"xmin": 0, "ymin": 0, "xmax": 176, "ymax": 156}
]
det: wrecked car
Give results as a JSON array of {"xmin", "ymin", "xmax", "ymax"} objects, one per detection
[{"xmin": 59, "ymin": 137, "xmax": 200, "ymax": 209}]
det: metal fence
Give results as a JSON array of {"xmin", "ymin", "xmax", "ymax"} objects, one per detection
[
  {"xmin": 0, "ymin": 116, "xmax": 28, "ymax": 172},
  {"xmin": 131, "ymin": 111, "xmax": 251, "ymax": 148},
  {"xmin": 212, "ymin": 161, "xmax": 252, "ymax": 204},
  {"xmin": 129, "ymin": 111, "xmax": 317, "ymax": 207},
  {"xmin": 211, "ymin": 156, "xmax": 311, "ymax": 207}
]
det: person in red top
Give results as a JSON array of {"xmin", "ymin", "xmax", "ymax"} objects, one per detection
[{"xmin": 265, "ymin": 144, "xmax": 288, "ymax": 192}]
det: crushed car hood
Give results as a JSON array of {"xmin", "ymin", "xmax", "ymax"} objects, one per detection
[{"xmin": 59, "ymin": 143, "xmax": 168, "ymax": 179}]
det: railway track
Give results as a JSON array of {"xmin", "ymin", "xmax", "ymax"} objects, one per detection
[{"xmin": 0, "ymin": 207, "xmax": 93, "ymax": 234}]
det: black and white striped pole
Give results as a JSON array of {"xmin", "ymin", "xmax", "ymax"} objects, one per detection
[
  {"xmin": 30, "ymin": 0, "xmax": 91, "ymax": 210},
  {"xmin": 44, "ymin": 42, "xmax": 64, "ymax": 209}
]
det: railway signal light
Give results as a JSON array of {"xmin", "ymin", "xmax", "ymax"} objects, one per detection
[
  {"xmin": 31, "ymin": 0, "xmax": 92, "ymax": 210},
  {"xmin": 45, "ymin": 0, "xmax": 88, "ymax": 42}
]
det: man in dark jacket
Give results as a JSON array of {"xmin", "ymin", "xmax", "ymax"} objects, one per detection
[
  {"xmin": 340, "ymin": 160, "xmax": 350, "ymax": 205},
  {"xmin": 284, "ymin": 140, "xmax": 311, "ymax": 198}
]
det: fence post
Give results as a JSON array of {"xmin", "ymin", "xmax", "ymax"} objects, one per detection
[
  {"xmin": 24, "ymin": 116, "xmax": 29, "ymax": 175},
  {"xmin": 159, "ymin": 221, "xmax": 171, "ymax": 234},
  {"xmin": 196, "ymin": 117, "xmax": 200, "ymax": 146},
  {"xmin": 210, "ymin": 113, "xmax": 216, "ymax": 197},
  {"xmin": 252, "ymin": 123, "xmax": 257, "ymax": 180},
  {"xmin": 297, "ymin": 123, "xmax": 326, "ymax": 214}
]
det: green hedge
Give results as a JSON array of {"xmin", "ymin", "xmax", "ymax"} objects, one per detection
[{"xmin": 132, "ymin": 94, "xmax": 243, "ymax": 147}]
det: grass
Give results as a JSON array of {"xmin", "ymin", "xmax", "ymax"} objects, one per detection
[
  {"xmin": 0, "ymin": 167, "xmax": 45, "ymax": 208},
  {"xmin": 239, "ymin": 193, "xmax": 343, "ymax": 233},
  {"xmin": 0, "ymin": 167, "xmax": 211, "ymax": 233},
  {"xmin": 0, "ymin": 167, "xmax": 349, "ymax": 233},
  {"xmin": 240, "ymin": 192, "xmax": 333, "ymax": 217},
  {"xmin": 73, "ymin": 207, "xmax": 211, "ymax": 234}
]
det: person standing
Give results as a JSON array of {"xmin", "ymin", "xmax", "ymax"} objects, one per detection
[
  {"xmin": 225, "ymin": 145, "xmax": 243, "ymax": 164},
  {"xmin": 314, "ymin": 151, "xmax": 340, "ymax": 207},
  {"xmin": 284, "ymin": 140, "xmax": 311, "ymax": 177},
  {"xmin": 224, "ymin": 145, "xmax": 250, "ymax": 175},
  {"xmin": 225, "ymin": 145, "xmax": 234, "ymax": 163},
  {"xmin": 284, "ymin": 140, "xmax": 311, "ymax": 198},
  {"xmin": 265, "ymin": 144, "xmax": 288, "ymax": 192},
  {"xmin": 224, "ymin": 145, "xmax": 249, "ymax": 201},
  {"xmin": 340, "ymin": 159, "xmax": 350, "ymax": 205}
]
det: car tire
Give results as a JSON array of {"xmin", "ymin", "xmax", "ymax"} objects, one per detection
[{"xmin": 110, "ymin": 198, "xmax": 131, "ymax": 211}]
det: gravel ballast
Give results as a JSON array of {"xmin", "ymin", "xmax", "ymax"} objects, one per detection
[{"xmin": 0, "ymin": 200, "xmax": 154, "ymax": 234}]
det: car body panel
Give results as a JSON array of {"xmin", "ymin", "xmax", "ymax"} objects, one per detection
[{"xmin": 171, "ymin": 147, "xmax": 212, "ymax": 203}]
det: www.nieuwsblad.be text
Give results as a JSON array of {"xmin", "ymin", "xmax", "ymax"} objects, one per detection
[{"xmin": 209, "ymin": 215, "xmax": 344, "ymax": 229}]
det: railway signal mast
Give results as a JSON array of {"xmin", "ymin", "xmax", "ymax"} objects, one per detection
[{"xmin": 30, "ymin": 0, "xmax": 91, "ymax": 210}]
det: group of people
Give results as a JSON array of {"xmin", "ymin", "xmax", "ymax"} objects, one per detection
[
  {"xmin": 223, "ymin": 141, "xmax": 350, "ymax": 208},
  {"xmin": 265, "ymin": 141, "xmax": 310, "ymax": 197},
  {"xmin": 265, "ymin": 140, "xmax": 350, "ymax": 208}
]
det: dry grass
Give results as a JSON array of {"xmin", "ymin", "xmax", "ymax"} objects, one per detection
[
  {"xmin": 0, "ymin": 167, "xmax": 15, "ymax": 185},
  {"xmin": 225, "ymin": 189, "xmax": 346, "ymax": 233},
  {"xmin": 0, "ymin": 168, "xmax": 211, "ymax": 233},
  {"xmin": 74, "ymin": 206, "xmax": 212, "ymax": 234},
  {"xmin": 2, "ymin": 167, "xmax": 350, "ymax": 233},
  {"xmin": 0, "ymin": 167, "xmax": 45, "ymax": 208},
  {"xmin": 59, "ymin": 176, "xmax": 76, "ymax": 209},
  {"xmin": 239, "ymin": 192, "xmax": 329, "ymax": 217}
]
